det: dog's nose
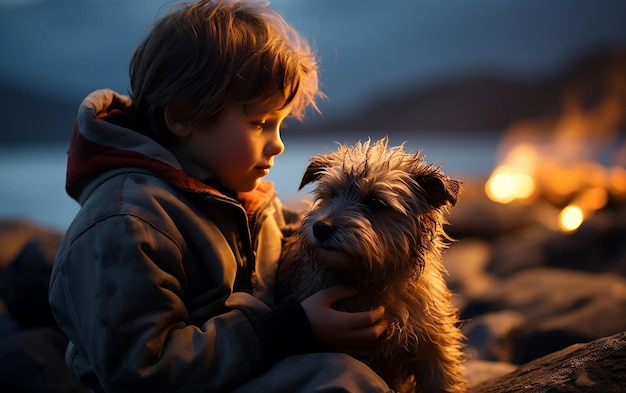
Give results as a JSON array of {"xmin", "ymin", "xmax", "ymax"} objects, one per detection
[{"xmin": 312, "ymin": 221, "xmax": 333, "ymax": 242}]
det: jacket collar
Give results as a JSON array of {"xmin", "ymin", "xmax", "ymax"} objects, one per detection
[{"xmin": 67, "ymin": 89, "xmax": 276, "ymax": 216}]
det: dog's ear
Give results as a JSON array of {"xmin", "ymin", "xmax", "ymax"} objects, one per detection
[
  {"xmin": 415, "ymin": 173, "xmax": 462, "ymax": 208},
  {"xmin": 299, "ymin": 155, "xmax": 333, "ymax": 190}
]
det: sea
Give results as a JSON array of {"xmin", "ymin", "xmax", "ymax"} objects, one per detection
[{"xmin": 0, "ymin": 133, "xmax": 499, "ymax": 231}]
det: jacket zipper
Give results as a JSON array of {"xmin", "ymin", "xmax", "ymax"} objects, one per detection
[{"xmin": 203, "ymin": 191, "xmax": 274, "ymax": 294}]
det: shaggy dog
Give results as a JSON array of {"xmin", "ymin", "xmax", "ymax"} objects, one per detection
[{"xmin": 277, "ymin": 138, "xmax": 467, "ymax": 393}]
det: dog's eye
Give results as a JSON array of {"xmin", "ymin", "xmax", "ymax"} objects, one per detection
[{"xmin": 366, "ymin": 197, "xmax": 386, "ymax": 211}]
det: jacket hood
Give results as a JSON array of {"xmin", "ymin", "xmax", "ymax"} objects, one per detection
[{"xmin": 66, "ymin": 89, "xmax": 275, "ymax": 213}]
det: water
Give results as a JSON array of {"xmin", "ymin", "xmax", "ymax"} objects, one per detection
[
  {"xmin": 0, "ymin": 134, "xmax": 498, "ymax": 231},
  {"xmin": 0, "ymin": 144, "xmax": 76, "ymax": 230}
]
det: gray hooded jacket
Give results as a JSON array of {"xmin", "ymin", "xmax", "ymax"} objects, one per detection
[{"xmin": 49, "ymin": 90, "xmax": 312, "ymax": 393}]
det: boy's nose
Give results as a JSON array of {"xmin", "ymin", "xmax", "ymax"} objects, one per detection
[{"xmin": 266, "ymin": 131, "xmax": 285, "ymax": 157}]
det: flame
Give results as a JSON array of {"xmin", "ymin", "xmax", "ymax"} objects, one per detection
[
  {"xmin": 556, "ymin": 186, "xmax": 609, "ymax": 232},
  {"xmin": 484, "ymin": 52, "xmax": 626, "ymax": 233},
  {"xmin": 609, "ymin": 167, "xmax": 626, "ymax": 195},
  {"xmin": 558, "ymin": 205, "xmax": 584, "ymax": 232},
  {"xmin": 485, "ymin": 169, "xmax": 535, "ymax": 204},
  {"xmin": 579, "ymin": 186, "xmax": 609, "ymax": 211},
  {"xmin": 485, "ymin": 143, "xmax": 538, "ymax": 204}
]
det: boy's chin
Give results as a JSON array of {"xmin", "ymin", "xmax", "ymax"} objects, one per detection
[{"xmin": 236, "ymin": 178, "xmax": 263, "ymax": 193}]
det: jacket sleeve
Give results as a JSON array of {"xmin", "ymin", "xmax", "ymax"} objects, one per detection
[{"xmin": 49, "ymin": 214, "xmax": 268, "ymax": 393}]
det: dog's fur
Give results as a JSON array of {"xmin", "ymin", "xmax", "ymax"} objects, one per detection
[{"xmin": 277, "ymin": 138, "xmax": 467, "ymax": 393}]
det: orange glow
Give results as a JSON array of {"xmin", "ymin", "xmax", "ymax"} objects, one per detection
[
  {"xmin": 483, "ymin": 63, "xmax": 625, "ymax": 233},
  {"xmin": 558, "ymin": 205, "xmax": 584, "ymax": 232},
  {"xmin": 609, "ymin": 167, "xmax": 626, "ymax": 196},
  {"xmin": 485, "ymin": 167, "xmax": 536, "ymax": 204},
  {"xmin": 579, "ymin": 187, "xmax": 609, "ymax": 211},
  {"xmin": 485, "ymin": 143, "xmax": 538, "ymax": 204},
  {"xmin": 506, "ymin": 143, "xmax": 538, "ymax": 172}
]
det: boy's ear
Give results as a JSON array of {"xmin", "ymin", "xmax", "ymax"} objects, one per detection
[{"xmin": 164, "ymin": 103, "xmax": 192, "ymax": 138}]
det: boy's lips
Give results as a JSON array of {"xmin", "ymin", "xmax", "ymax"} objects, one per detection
[{"xmin": 255, "ymin": 165, "xmax": 272, "ymax": 175}]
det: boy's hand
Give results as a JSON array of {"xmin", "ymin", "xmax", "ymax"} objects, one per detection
[{"xmin": 301, "ymin": 286, "xmax": 387, "ymax": 357}]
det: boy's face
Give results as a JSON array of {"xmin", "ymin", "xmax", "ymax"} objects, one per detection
[{"xmin": 182, "ymin": 102, "xmax": 288, "ymax": 192}]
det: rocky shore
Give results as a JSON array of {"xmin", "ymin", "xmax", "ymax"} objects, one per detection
[
  {"xmin": 0, "ymin": 176, "xmax": 625, "ymax": 392},
  {"xmin": 446, "ymin": 180, "xmax": 626, "ymax": 391}
]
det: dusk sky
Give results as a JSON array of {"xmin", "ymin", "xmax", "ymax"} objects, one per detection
[{"xmin": 1, "ymin": 0, "xmax": 625, "ymax": 118}]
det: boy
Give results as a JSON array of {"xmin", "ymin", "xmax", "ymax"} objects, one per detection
[{"xmin": 48, "ymin": 0, "xmax": 390, "ymax": 392}]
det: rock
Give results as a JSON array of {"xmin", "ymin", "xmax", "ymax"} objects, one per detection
[
  {"xmin": 444, "ymin": 240, "xmax": 497, "ymax": 301},
  {"xmin": 487, "ymin": 225, "xmax": 558, "ymax": 277},
  {"xmin": 462, "ymin": 310, "xmax": 527, "ymax": 363},
  {"xmin": 445, "ymin": 181, "xmax": 536, "ymax": 241},
  {"xmin": 0, "ymin": 311, "xmax": 19, "ymax": 337},
  {"xmin": 464, "ymin": 360, "xmax": 517, "ymax": 388},
  {"xmin": 488, "ymin": 204, "xmax": 626, "ymax": 277},
  {"xmin": 0, "ymin": 220, "xmax": 87, "ymax": 392},
  {"xmin": 542, "ymin": 205, "xmax": 626, "ymax": 276},
  {"xmin": 0, "ymin": 219, "xmax": 63, "ymax": 276},
  {"xmin": 471, "ymin": 331, "xmax": 626, "ymax": 393},
  {"xmin": 0, "ymin": 326, "xmax": 89, "ymax": 393},
  {"xmin": 0, "ymin": 237, "xmax": 60, "ymax": 328},
  {"xmin": 461, "ymin": 268, "xmax": 626, "ymax": 364}
]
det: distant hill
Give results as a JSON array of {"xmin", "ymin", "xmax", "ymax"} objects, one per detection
[
  {"xmin": 292, "ymin": 47, "xmax": 626, "ymax": 137},
  {"xmin": 1, "ymin": 48, "xmax": 624, "ymax": 146}
]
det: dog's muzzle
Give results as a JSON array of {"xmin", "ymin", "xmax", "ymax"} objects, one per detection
[{"xmin": 312, "ymin": 220, "xmax": 334, "ymax": 242}]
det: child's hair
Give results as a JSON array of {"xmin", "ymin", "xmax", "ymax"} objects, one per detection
[{"xmin": 129, "ymin": 0, "xmax": 323, "ymax": 146}]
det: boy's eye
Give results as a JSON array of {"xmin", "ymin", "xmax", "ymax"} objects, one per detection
[{"xmin": 252, "ymin": 121, "xmax": 266, "ymax": 130}]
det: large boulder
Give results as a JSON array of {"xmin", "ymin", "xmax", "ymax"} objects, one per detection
[
  {"xmin": 0, "ymin": 327, "xmax": 89, "ymax": 393},
  {"xmin": 461, "ymin": 267, "xmax": 626, "ymax": 363},
  {"xmin": 0, "ymin": 219, "xmax": 62, "ymax": 277},
  {"xmin": 472, "ymin": 331, "xmax": 626, "ymax": 393},
  {"xmin": 0, "ymin": 219, "xmax": 88, "ymax": 392},
  {"xmin": 0, "ymin": 237, "xmax": 60, "ymax": 328}
]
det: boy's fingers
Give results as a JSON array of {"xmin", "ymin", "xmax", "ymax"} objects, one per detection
[
  {"xmin": 335, "ymin": 320, "xmax": 388, "ymax": 355},
  {"xmin": 344, "ymin": 306, "xmax": 386, "ymax": 328},
  {"xmin": 319, "ymin": 285, "xmax": 358, "ymax": 303},
  {"xmin": 372, "ymin": 318, "xmax": 388, "ymax": 335}
]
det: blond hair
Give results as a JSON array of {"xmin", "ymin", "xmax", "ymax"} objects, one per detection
[{"xmin": 130, "ymin": 0, "xmax": 323, "ymax": 145}]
